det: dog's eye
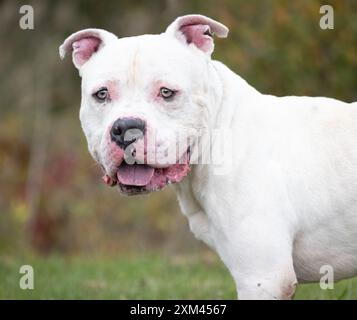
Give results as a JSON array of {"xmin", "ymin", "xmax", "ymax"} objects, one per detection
[
  {"xmin": 93, "ymin": 88, "xmax": 108, "ymax": 102},
  {"xmin": 159, "ymin": 87, "xmax": 175, "ymax": 100}
]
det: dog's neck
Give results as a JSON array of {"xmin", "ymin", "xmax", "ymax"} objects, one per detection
[
  {"xmin": 211, "ymin": 60, "xmax": 261, "ymax": 129},
  {"xmin": 175, "ymin": 60, "xmax": 260, "ymax": 216},
  {"xmin": 177, "ymin": 61, "xmax": 262, "ymax": 216}
]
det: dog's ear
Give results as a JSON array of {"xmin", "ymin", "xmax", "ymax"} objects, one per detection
[
  {"xmin": 59, "ymin": 28, "xmax": 117, "ymax": 69},
  {"xmin": 165, "ymin": 14, "xmax": 229, "ymax": 56}
]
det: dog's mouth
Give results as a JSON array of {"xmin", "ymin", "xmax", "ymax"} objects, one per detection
[
  {"xmin": 107, "ymin": 150, "xmax": 190, "ymax": 195},
  {"xmin": 117, "ymin": 162, "xmax": 190, "ymax": 195}
]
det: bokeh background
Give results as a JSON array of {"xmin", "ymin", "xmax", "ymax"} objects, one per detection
[{"xmin": 0, "ymin": 0, "xmax": 356, "ymax": 299}]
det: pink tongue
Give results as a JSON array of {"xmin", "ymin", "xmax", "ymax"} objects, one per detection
[{"xmin": 117, "ymin": 164, "xmax": 155, "ymax": 186}]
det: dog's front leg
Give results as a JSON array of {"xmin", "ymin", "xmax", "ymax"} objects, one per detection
[{"xmin": 215, "ymin": 216, "xmax": 297, "ymax": 300}]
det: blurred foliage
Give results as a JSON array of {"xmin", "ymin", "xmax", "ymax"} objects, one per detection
[{"xmin": 0, "ymin": 0, "xmax": 356, "ymax": 257}]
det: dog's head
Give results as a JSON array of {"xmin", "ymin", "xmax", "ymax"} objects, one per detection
[{"xmin": 59, "ymin": 15, "xmax": 228, "ymax": 195}]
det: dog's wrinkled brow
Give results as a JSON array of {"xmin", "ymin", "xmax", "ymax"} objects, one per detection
[{"xmin": 127, "ymin": 47, "xmax": 140, "ymax": 89}]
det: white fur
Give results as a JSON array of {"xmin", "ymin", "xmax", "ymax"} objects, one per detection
[{"xmin": 60, "ymin": 15, "xmax": 357, "ymax": 299}]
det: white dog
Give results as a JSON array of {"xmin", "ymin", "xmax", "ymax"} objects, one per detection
[{"xmin": 60, "ymin": 14, "xmax": 357, "ymax": 299}]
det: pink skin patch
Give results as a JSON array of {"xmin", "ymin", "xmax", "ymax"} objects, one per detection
[
  {"xmin": 151, "ymin": 81, "xmax": 180, "ymax": 104},
  {"xmin": 101, "ymin": 127, "xmax": 125, "ymax": 181},
  {"xmin": 92, "ymin": 80, "xmax": 120, "ymax": 103},
  {"xmin": 72, "ymin": 37, "xmax": 100, "ymax": 67},
  {"xmin": 106, "ymin": 80, "xmax": 120, "ymax": 101},
  {"xmin": 102, "ymin": 174, "xmax": 117, "ymax": 187},
  {"xmin": 180, "ymin": 24, "xmax": 213, "ymax": 53}
]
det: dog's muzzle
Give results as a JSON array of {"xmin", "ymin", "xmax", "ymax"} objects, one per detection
[{"xmin": 103, "ymin": 117, "xmax": 190, "ymax": 195}]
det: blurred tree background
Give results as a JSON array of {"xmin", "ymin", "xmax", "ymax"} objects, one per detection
[{"xmin": 0, "ymin": 0, "xmax": 356, "ymax": 298}]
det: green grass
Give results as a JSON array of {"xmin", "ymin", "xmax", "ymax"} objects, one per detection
[{"xmin": 0, "ymin": 253, "xmax": 356, "ymax": 299}]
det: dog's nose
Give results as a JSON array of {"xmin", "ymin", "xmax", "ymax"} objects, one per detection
[{"xmin": 110, "ymin": 117, "xmax": 146, "ymax": 149}]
